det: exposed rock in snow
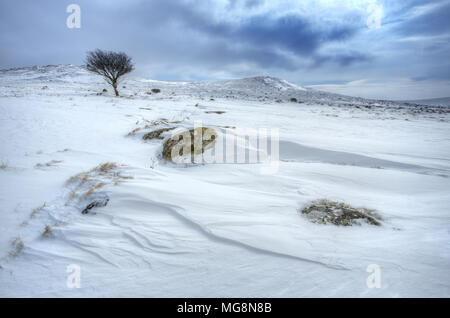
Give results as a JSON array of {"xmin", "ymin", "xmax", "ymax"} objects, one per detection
[
  {"xmin": 301, "ymin": 199, "xmax": 382, "ymax": 226},
  {"xmin": 81, "ymin": 195, "xmax": 109, "ymax": 215},
  {"xmin": 162, "ymin": 127, "xmax": 217, "ymax": 163}
]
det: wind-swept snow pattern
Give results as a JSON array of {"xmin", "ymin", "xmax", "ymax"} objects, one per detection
[{"xmin": 0, "ymin": 65, "xmax": 449, "ymax": 297}]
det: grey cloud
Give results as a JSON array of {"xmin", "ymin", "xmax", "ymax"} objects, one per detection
[{"xmin": 0, "ymin": 0, "xmax": 448, "ymax": 99}]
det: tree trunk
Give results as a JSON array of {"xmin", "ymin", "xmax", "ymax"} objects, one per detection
[{"xmin": 112, "ymin": 81, "xmax": 119, "ymax": 96}]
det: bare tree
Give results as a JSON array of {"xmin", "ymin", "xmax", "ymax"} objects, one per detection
[{"xmin": 86, "ymin": 49, "xmax": 134, "ymax": 96}]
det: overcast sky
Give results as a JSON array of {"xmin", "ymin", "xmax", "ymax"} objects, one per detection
[{"xmin": 0, "ymin": 0, "xmax": 449, "ymax": 100}]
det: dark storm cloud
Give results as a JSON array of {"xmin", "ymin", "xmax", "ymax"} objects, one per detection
[
  {"xmin": 213, "ymin": 14, "xmax": 359, "ymax": 55},
  {"xmin": 0, "ymin": 0, "xmax": 366, "ymax": 71},
  {"xmin": 117, "ymin": 0, "xmax": 367, "ymax": 70}
]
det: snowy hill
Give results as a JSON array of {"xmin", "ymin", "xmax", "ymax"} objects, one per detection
[
  {"xmin": 401, "ymin": 97, "xmax": 450, "ymax": 107},
  {"xmin": 0, "ymin": 64, "xmax": 93, "ymax": 83},
  {"xmin": 4, "ymin": 65, "xmax": 448, "ymax": 114},
  {"xmin": 0, "ymin": 65, "xmax": 330, "ymax": 102},
  {"xmin": 0, "ymin": 65, "xmax": 379, "ymax": 103},
  {"xmin": 0, "ymin": 65, "xmax": 449, "ymax": 297}
]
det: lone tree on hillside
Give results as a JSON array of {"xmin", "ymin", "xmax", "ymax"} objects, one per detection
[{"xmin": 86, "ymin": 49, "xmax": 134, "ymax": 96}]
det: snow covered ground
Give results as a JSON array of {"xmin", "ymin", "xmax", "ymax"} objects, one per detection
[{"xmin": 0, "ymin": 65, "xmax": 449, "ymax": 297}]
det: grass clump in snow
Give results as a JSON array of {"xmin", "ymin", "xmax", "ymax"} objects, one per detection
[
  {"xmin": 127, "ymin": 127, "xmax": 142, "ymax": 136},
  {"xmin": 67, "ymin": 162, "xmax": 133, "ymax": 187},
  {"xmin": 9, "ymin": 237, "xmax": 24, "ymax": 257},
  {"xmin": 300, "ymin": 199, "xmax": 382, "ymax": 226},
  {"xmin": 162, "ymin": 127, "xmax": 217, "ymax": 163},
  {"xmin": 83, "ymin": 182, "xmax": 105, "ymax": 198},
  {"xmin": 65, "ymin": 162, "xmax": 130, "ymax": 213},
  {"xmin": 30, "ymin": 202, "xmax": 47, "ymax": 219},
  {"xmin": 67, "ymin": 162, "xmax": 118, "ymax": 182},
  {"xmin": 97, "ymin": 162, "xmax": 118, "ymax": 174},
  {"xmin": 142, "ymin": 127, "xmax": 175, "ymax": 140},
  {"xmin": 66, "ymin": 162, "xmax": 132, "ymax": 203},
  {"xmin": 0, "ymin": 161, "xmax": 8, "ymax": 170},
  {"xmin": 42, "ymin": 225, "xmax": 53, "ymax": 237},
  {"xmin": 34, "ymin": 160, "xmax": 63, "ymax": 169}
]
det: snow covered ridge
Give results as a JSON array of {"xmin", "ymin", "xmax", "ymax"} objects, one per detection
[
  {"xmin": 0, "ymin": 64, "xmax": 449, "ymax": 297},
  {"xmin": 2, "ymin": 64, "xmax": 449, "ymax": 115},
  {"xmin": 0, "ymin": 65, "xmax": 319, "ymax": 102},
  {"xmin": 0, "ymin": 64, "xmax": 93, "ymax": 83}
]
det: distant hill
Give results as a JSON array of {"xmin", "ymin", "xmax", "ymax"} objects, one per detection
[
  {"xmin": 401, "ymin": 97, "xmax": 450, "ymax": 107},
  {"xmin": 1, "ymin": 64, "xmax": 447, "ymax": 109}
]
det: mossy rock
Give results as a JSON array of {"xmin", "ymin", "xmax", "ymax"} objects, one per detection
[
  {"xmin": 162, "ymin": 127, "xmax": 217, "ymax": 163},
  {"xmin": 142, "ymin": 127, "xmax": 175, "ymax": 140},
  {"xmin": 301, "ymin": 199, "xmax": 382, "ymax": 226}
]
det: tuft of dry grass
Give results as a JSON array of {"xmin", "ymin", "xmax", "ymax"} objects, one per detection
[
  {"xmin": 127, "ymin": 127, "xmax": 142, "ymax": 136},
  {"xmin": 83, "ymin": 182, "xmax": 105, "ymax": 198},
  {"xmin": 67, "ymin": 162, "xmax": 119, "ymax": 186},
  {"xmin": 9, "ymin": 237, "xmax": 24, "ymax": 257},
  {"xmin": 66, "ymin": 162, "xmax": 132, "ymax": 204},
  {"xmin": 35, "ymin": 160, "xmax": 63, "ymax": 168},
  {"xmin": 96, "ymin": 162, "xmax": 118, "ymax": 174},
  {"xmin": 142, "ymin": 127, "xmax": 175, "ymax": 141},
  {"xmin": 42, "ymin": 225, "xmax": 52, "ymax": 237},
  {"xmin": 67, "ymin": 172, "xmax": 85, "ymax": 184},
  {"xmin": 30, "ymin": 202, "xmax": 47, "ymax": 219}
]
